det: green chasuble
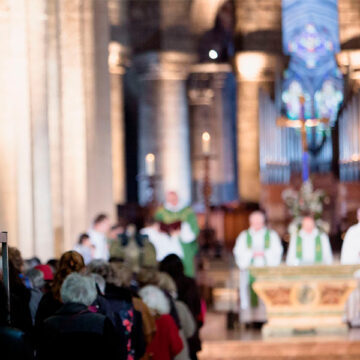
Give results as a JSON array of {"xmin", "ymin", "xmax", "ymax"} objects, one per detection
[
  {"xmin": 247, "ymin": 229, "xmax": 271, "ymax": 307},
  {"xmin": 296, "ymin": 232, "xmax": 323, "ymax": 263},
  {"xmin": 154, "ymin": 206, "xmax": 199, "ymax": 277}
]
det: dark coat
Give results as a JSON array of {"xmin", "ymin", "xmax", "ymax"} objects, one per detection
[
  {"xmin": 105, "ymin": 283, "xmax": 146, "ymax": 359},
  {"xmin": 0, "ymin": 326, "xmax": 34, "ymax": 360},
  {"xmin": 35, "ymin": 291, "xmax": 62, "ymax": 327},
  {"xmin": 36, "ymin": 302, "xmax": 125, "ymax": 360},
  {"xmin": 9, "ymin": 280, "xmax": 33, "ymax": 334}
]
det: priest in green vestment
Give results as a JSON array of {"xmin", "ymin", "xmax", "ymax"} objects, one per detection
[
  {"xmin": 286, "ymin": 215, "xmax": 333, "ymax": 266},
  {"xmin": 144, "ymin": 191, "xmax": 199, "ymax": 277}
]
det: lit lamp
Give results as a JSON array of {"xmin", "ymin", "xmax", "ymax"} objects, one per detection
[
  {"xmin": 202, "ymin": 132, "xmax": 211, "ymax": 155},
  {"xmin": 145, "ymin": 153, "xmax": 155, "ymax": 176}
]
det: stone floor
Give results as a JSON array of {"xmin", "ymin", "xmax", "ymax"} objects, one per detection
[{"xmin": 198, "ymin": 312, "xmax": 360, "ymax": 360}]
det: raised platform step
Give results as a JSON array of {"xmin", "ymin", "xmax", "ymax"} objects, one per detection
[{"xmin": 199, "ymin": 339, "xmax": 360, "ymax": 360}]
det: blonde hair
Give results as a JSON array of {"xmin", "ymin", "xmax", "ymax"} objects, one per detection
[
  {"xmin": 157, "ymin": 272, "xmax": 177, "ymax": 297},
  {"xmin": 137, "ymin": 267, "xmax": 159, "ymax": 287},
  {"xmin": 107, "ymin": 263, "xmax": 132, "ymax": 287}
]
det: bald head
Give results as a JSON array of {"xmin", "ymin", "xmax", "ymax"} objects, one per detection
[
  {"xmin": 249, "ymin": 211, "xmax": 266, "ymax": 231},
  {"xmin": 302, "ymin": 215, "xmax": 315, "ymax": 234}
]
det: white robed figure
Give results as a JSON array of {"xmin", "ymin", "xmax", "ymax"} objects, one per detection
[
  {"xmin": 233, "ymin": 211, "xmax": 283, "ymax": 324},
  {"xmin": 341, "ymin": 208, "xmax": 360, "ymax": 326},
  {"xmin": 286, "ymin": 215, "xmax": 333, "ymax": 266}
]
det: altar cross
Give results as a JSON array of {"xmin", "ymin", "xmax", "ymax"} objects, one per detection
[{"xmin": 277, "ymin": 96, "xmax": 329, "ymax": 181}]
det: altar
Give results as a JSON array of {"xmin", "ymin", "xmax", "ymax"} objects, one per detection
[{"xmin": 251, "ymin": 264, "xmax": 360, "ymax": 338}]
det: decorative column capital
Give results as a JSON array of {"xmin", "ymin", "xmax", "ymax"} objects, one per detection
[
  {"xmin": 234, "ymin": 51, "xmax": 283, "ymax": 82},
  {"xmin": 108, "ymin": 41, "xmax": 131, "ymax": 75},
  {"xmin": 337, "ymin": 50, "xmax": 360, "ymax": 91},
  {"xmin": 134, "ymin": 51, "xmax": 196, "ymax": 81}
]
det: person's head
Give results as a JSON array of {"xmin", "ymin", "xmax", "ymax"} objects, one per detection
[
  {"xmin": 52, "ymin": 251, "xmax": 85, "ymax": 301},
  {"xmin": 0, "ymin": 281, "xmax": 9, "ymax": 326},
  {"xmin": 137, "ymin": 268, "xmax": 160, "ymax": 287},
  {"xmin": 86, "ymin": 259, "xmax": 111, "ymax": 281},
  {"xmin": 302, "ymin": 215, "xmax": 316, "ymax": 234},
  {"xmin": 108, "ymin": 224, "xmax": 124, "ymax": 240},
  {"xmin": 26, "ymin": 268, "xmax": 45, "ymax": 290},
  {"xmin": 93, "ymin": 214, "xmax": 111, "ymax": 233},
  {"xmin": 166, "ymin": 191, "xmax": 179, "ymax": 207},
  {"xmin": 89, "ymin": 273, "xmax": 106, "ymax": 295},
  {"xmin": 23, "ymin": 257, "xmax": 41, "ymax": 272},
  {"xmin": 47, "ymin": 258, "xmax": 60, "ymax": 273},
  {"xmin": 159, "ymin": 254, "xmax": 184, "ymax": 281},
  {"xmin": 139, "ymin": 285, "xmax": 170, "ymax": 316},
  {"xmin": 107, "ymin": 263, "xmax": 132, "ymax": 288},
  {"xmin": 8, "ymin": 247, "xmax": 24, "ymax": 274},
  {"xmin": 249, "ymin": 211, "xmax": 266, "ymax": 231},
  {"xmin": 78, "ymin": 233, "xmax": 91, "ymax": 247},
  {"xmin": 157, "ymin": 272, "xmax": 178, "ymax": 299},
  {"xmin": 61, "ymin": 273, "xmax": 97, "ymax": 307},
  {"xmin": 357, "ymin": 208, "xmax": 360, "ymax": 223}
]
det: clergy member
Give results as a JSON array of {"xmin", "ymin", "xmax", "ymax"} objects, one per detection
[
  {"xmin": 286, "ymin": 215, "xmax": 333, "ymax": 266},
  {"xmin": 143, "ymin": 191, "xmax": 199, "ymax": 278},
  {"xmin": 341, "ymin": 208, "xmax": 360, "ymax": 264},
  {"xmin": 341, "ymin": 208, "xmax": 360, "ymax": 327},
  {"xmin": 233, "ymin": 211, "xmax": 283, "ymax": 324},
  {"xmin": 88, "ymin": 213, "xmax": 111, "ymax": 260}
]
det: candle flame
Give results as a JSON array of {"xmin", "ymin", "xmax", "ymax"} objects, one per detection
[
  {"xmin": 146, "ymin": 153, "xmax": 155, "ymax": 161},
  {"xmin": 202, "ymin": 132, "xmax": 210, "ymax": 141}
]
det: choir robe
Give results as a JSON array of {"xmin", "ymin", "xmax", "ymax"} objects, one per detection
[
  {"xmin": 286, "ymin": 229, "xmax": 333, "ymax": 266},
  {"xmin": 341, "ymin": 223, "xmax": 360, "ymax": 326},
  {"xmin": 233, "ymin": 227, "xmax": 283, "ymax": 323}
]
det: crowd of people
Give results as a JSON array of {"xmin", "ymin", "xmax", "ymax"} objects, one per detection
[{"xmin": 0, "ymin": 223, "xmax": 204, "ymax": 360}]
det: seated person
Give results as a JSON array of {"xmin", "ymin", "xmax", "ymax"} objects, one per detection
[{"xmin": 286, "ymin": 215, "xmax": 333, "ymax": 266}]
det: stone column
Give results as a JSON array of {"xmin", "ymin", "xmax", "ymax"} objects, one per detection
[
  {"xmin": 234, "ymin": 52, "xmax": 280, "ymax": 202},
  {"xmin": 57, "ymin": 0, "xmax": 114, "ymax": 251},
  {"xmin": 0, "ymin": 0, "xmax": 53, "ymax": 259},
  {"xmin": 0, "ymin": 1, "xmax": 19, "ymax": 248},
  {"xmin": 234, "ymin": 0, "xmax": 282, "ymax": 202},
  {"xmin": 188, "ymin": 63, "xmax": 238, "ymax": 205},
  {"xmin": 109, "ymin": 42, "xmax": 128, "ymax": 205},
  {"xmin": 28, "ymin": 0, "xmax": 53, "ymax": 260},
  {"xmin": 135, "ymin": 52, "xmax": 195, "ymax": 205}
]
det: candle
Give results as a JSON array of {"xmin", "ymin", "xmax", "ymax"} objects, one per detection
[
  {"xmin": 145, "ymin": 153, "xmax": 155, "ymax": 176},
  {"xmin": 202, "ymin": 132, "xmax": 211, "ymax": 154}
]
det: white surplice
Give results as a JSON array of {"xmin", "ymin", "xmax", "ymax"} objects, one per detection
[
  {"xmin": 141, "ymin": 222, "xmax": 196, "ymax": 262},
  {"xmin": 233, "ymin": 228, "xmax": 283, "ymax": 323},
  {"xmin": 286, "ymin": 229, "xmax": 333, "ymax": 266},
  {"xmin": 341, "ymin": 223, "xmax": 360, "ymax": 326},
  {"xmin": 88, "ymin": 228, "xmax": 109, "ymax": 261}
]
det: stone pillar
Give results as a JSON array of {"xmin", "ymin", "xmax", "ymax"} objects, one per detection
[
  {"xmin": 0, "ymin": 0, "xmax": 114, "ymax": 259},
  {"xmin": 234, "ymin": 52, "xmax": 280, "ymax": 202},
  {"xmin": 0, "ymin": 1, "xmax": 19, "ymax": 248},
  {"xmin": 0, "ymin": 0, "xmax": 52, "ymax": 259},
  {"xmin": 109, "ymin": 42, "xmax": 128, "ymax": 205},
  {"xmin": 234, "ymin": 0, "xmax": 282, "ymax": 202},
  {"xmin": 135, "ymin": 52, "xmax": 195, "ymax": 205},
  {"xmin": 188, "ymin": 63, "xmax": 238, "ymax": 205},
  {"xmin": 28, "ymin": 0, "xmax": 53, "ymax": 260},
  {"xmin": 57, "ymin": 0, "xmax": 114, "ymax": 251}
]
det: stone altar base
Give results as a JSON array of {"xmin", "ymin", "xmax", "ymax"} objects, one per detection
[{"xmin": 251, "ymin": 265, "xmax": 360, "ymax": 338}]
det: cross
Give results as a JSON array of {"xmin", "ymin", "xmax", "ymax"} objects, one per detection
[{"xmin": 277, "ymin": 96, "xmax": 329, "ymax": 182}]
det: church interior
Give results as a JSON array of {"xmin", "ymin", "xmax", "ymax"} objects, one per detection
[{"xmin": 2, "ymin": 0, "xmax": 360, "ymax": 359}]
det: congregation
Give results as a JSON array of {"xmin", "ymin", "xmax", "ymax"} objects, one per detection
[{"xmin": 0, "ymin": 212, "xmax": 203, "ymax": 360}]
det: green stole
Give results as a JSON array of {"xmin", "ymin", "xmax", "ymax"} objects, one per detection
[
  {"xmin": 247, "ymin": 229, "xmax": 271, "ymax": 307},
  {"xmin": 154, "ymin": 206, "xmax": 199, "ymax": 278},
  {"xmin": 296, "ymin": 231, "xmax": 323, "ymax": 263}
]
